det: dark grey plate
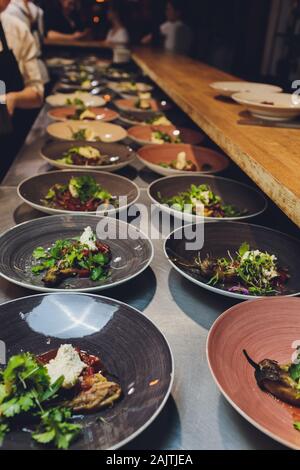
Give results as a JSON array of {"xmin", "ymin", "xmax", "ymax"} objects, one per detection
[
  {"xmin": 40, "ymin": 140, "xmax": 136, "ymax": 173},
  {"xmin": 0, "ymin": 293, "xmax": 174, "ymax": 450},
  {"xmin": 164, "ymin": 221, "xmax": 300, "ymax": 300},
  {"xmin": 18, "ymin": 169, "xmax": 139, "ymax": 215},
  {"xmin": 148, "ymin": 174, "xmax": 267, "ymax": 222},
  {"xmin": 0, "ymin": 215, "xmax": 154, "ymax": 292}
]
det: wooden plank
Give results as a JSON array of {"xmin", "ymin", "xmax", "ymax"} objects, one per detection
[{"xmin": 132, "ymin": 47, "xmax": 300, "ymax": 228}]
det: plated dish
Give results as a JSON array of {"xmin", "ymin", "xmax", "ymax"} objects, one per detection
[
  {"xmin": 108, "ymin": 81, "xmax": 153, "ymax": 96},
  {"xmin": 138, "ymin": 144, "xmax": 229, "ymax": 176},
  {"xmin": 148, "ymin": 175, "xmax": 267, "ymax": 223},
  {"xmin": 210, "ymin": 81, "xmax": 282, "ymax": 97},
  {"xmin": 0, "ymin": 293, "xmax": 173, "ymax": 449},
  {"xmin": 232, "ymin": 92, "xmax": 300, "ymax": 121},
  {"xmin": 46, "ymin": 92, "xmax": 105, "ymax": 108},
  {"xmin": 46, "ymin": 57, "xmax": 75, "ymax": 68},
  {"xmin": 164, "ymin": 221, "xmax": 300, "ymax": 300},
  {"xmin": 207, "ymin": 297, "xmax": 300, "ymax": 449},
  {"xmin": 0, "ymin": 215, "xmax": 153, "ymax": 293},
  {"xmin": 41, "ymin": 140, "xmax": 136, "ymax": 172},
  {"xmin": 118, "ymin": 110, "xmax": 172, "ymax": 126},
  {"xmin": 46, "ymin": 121, "xmax": 127, "ymax": 143},
  {"xmin": 18, "ymin": 170, "xmax": 139, "ymax": 216},
  {"xmin": 48, "ymin": 106, "xmax": 119, "ymax": 123},
  {"xmin": 128, "ymin": 125, "xmax": 204, "ymax": 146},
  {"xmin": 115, "ymin": 98, "xmax": 170, "ymax": 113}
]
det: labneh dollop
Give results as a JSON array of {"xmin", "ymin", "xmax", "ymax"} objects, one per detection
[{"xmin": 46, "ymin": 344, "xmax": 87, "ymax": 389}]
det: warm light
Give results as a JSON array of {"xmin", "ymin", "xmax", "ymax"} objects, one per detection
[
  {"xmin": 93, "ymin": 16, "xmax": 100, "ymax": 23},
  {"xmin": 95, "ymin": 0, "xmax": 105, "ymax": 3}
]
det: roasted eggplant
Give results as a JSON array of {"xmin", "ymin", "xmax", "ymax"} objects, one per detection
[{"xmin": 243, "ymin": 350, "xmax": 300, "ymax": 407}]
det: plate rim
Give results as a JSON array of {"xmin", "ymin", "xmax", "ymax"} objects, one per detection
[
  {"xmin": 163, "ymin": 221, "xmax": 300, "ymax": 300},
  {"xmin": 206, "ymin": 297, "xmax": 300, "ymax": 450},
  {"xmin": 0, "ymin": 215, "xmax": 154, "ymax": 293},
  {"xmin": 147, "ymin": 174, "xmax": 268, "ymax": 223},
  {"xmin": 0, "ymin": 291, "xmax": 174, "ymax": 450},
  {"xmin": 17, "ymin": 169, "xmax": 141, "ymax": 216},
  {"xmin": 47, "ymin": 107, "xmax": 119, "ymax": 123}
]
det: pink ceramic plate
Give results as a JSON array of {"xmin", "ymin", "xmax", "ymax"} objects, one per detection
[
  {"xmin": 138, "ymin": 143, "xmax": 228, "ymax": 175},
  {"xmin": 48, "ymin": 107, "xmax": 119, "ymax": 122},
  {"xmin": 128, "ymin": 125, "xmax": 204, "ymax": 146},
  {"xmin": 115, "ymin": 98, "xmax": 170, "ymax": 113},
  {"xmin": 207, "ymin": 297, "xmax": 300, "ymax": 449}
]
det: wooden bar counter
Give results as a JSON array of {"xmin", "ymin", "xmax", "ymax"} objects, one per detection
[{"xmin": 132, "ymin": 47, "xmax": 300, "ymax": 228}]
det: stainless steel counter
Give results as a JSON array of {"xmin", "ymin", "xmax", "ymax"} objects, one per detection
[{"xmin": 0, "ymin": 104, "xmax": 286, "ymax": 450}]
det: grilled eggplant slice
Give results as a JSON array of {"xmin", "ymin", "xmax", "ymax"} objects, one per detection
[{"xmin": 243, "ymin": 350, "xmax": 300, "ymax": 407}]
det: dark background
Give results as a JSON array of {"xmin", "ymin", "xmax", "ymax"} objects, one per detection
[{"xmin": 39, "ymin": 0, "xmax": 300, "ymax": 89}]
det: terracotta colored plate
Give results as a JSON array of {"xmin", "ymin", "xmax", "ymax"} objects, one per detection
[
  {"xmin": 207, "ymin": 297, "xmax": 300, "ymax": 449},
  {"xmin": 48, "ymin": 106, "xmax": 119, "ymax": 122},
  {"xmin": 128, "ymin": 125, "xmax": 204, "ymax": 146},
  {"xmin": 164, "ymin": 221, "xmax": 300, "ymax": 300},
  {"xmin": 118, "ymin": 110, "xmax": 163, "ymax": 126},
  {"xmin": 138, "ymin": 143, "xmax": 228, "ymax": 176},
  {"xmin": 47, "ymin": 120, "xmax": 127, "ymax": 143},
  {"xmin": 115, "ymin": 98, "xmax": 170, "ymax": 113}
]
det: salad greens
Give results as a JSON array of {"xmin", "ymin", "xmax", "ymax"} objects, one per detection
[
  {"xmin": 43, "ymin": 175, "xmax": 117, "ymax": 211},
  {"xmin": 31, "ymin": 228, "xmax": 111, "ymax": 287},
  {"xmin": 195, "ymin": 242, "xmax": 289, "ymax": 296},
  {"xmin": 151, "ymin": 130, "xmax": 181, "ymax": 144},
  {"xmin": 159, "ymin": 184, "xmax": 245, "ymax": 218},
  {"xmin": 0, "ymin": 353, "xmax": 81, "ymax": 449}
]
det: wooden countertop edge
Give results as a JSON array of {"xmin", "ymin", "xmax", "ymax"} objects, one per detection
[{"xmin": 132, "ymin": 51, "xmax": 300, "ymax": 227}]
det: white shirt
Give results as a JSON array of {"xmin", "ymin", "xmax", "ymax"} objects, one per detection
[
  {"xmin": 106, "ymin": 27, "xmax": 129, "ymax": 45},
  {"xmin": 0, "ymin": 12, "xmax": 44, "ymax": 97},
  {"xmin": 160, "ymin": 20, "xmax": 192, "ymax": 54},
  {"xmin": 5, "ymin": 0, "xmax": 49, "ymax": 83}
]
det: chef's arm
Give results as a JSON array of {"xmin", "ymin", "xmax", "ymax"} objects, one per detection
[{"xmin": 5, "ymin": 87, "xmax": 43, "ymax": 115}]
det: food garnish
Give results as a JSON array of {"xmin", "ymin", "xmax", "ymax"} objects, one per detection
[
  {"xmin": 57, "ymin": 146, "xmax": 111, "ymax": 166},
  {"xmin": 0, "ymin": 344, "xmax": 121, "ymax": 449},
  {"xmin": 151, "ymin": 130, "xmax": 181, "ymax": 145},
  {"xmin": 43, "ymin": 175, "xmax": 118, "ymax": 211},
  {"xmin": 159, "ymin": 151, "xmax": 196, "ymax": 171},
  {"xmin": 31, "ymin": 226, "xmax": 112, "ymax": 287},
  {"xmin": 146, "ymin": 114, "xmax": 172, "ymax": 126},
  {"xmin": 244, "ymin": 348, "xmax": 300, "ymax": 432},
  {"xmin": 174, "ymin": 242, "xmax": 289, "ymax": 296},
  {"xmin": 159, "ymin": 183, "xmax": 246, "ymax": 217},
  {"xmin": 70, "ymin": 126, "xmax": 100, "ymax": 141}
]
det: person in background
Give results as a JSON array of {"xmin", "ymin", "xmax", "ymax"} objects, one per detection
[
  {"xmin": 142, "ymin": 0, "xmax": 192, "ymax": 55},
  {"xmin": 0, "ymin": 0, "xmax": 44, "ymax": 179},
  {"xmin": 5, "ymin": 0, "xmax": 49, "ymax": 83},
  {"xmin": 105, "ymin": 0, "xmax": 129, "ymax": 46},
  {"xmin": 44, "ymin": 0, "xmax": 89, "ymax": 41}
]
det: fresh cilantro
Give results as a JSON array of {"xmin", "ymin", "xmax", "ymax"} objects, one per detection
[{"xmin": 33, "ymin": 407, "xmax": 82, "ymax": 450}]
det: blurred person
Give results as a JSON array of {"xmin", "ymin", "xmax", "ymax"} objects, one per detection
[
  {"xmin": 105, "ymin": 0, "xmax": 129, "ymax": 46},
  {"xmin": 0, "ymin": 0, "xmax": 44, "ymax": 178},
  {"xmin": 45, "ymin": 0, "xmax": 89, "ymax": 41},
  {"xmin": 6, "ymin": 0, "xmax": 49, "ymax": 83},
  {"xmin": 142, "ymin": 0, "xmax": 192, "ymax": 55}
]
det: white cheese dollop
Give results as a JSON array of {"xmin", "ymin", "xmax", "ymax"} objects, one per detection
[
  {"xmin": 46, "ymin": 344, "xmax": 86, "ymax": 389},
  {"xmin": 79, "ymin": 226, "xmax": 97, "ymax": 250}
]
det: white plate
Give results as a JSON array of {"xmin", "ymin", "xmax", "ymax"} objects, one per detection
[
  {"xmin": 210, "ymin": 81, "xmax": 282, "ymax": 97},
  {"xmin": 233, "ymin": 91, "xmax": 300, "ymax": 121},
  {"xmin": 46, "ymin": 92, "xmax": 105, "ymax": 108},
  {"xmin": 47, "ymin": 120, "xmax": 127, "ymax": 143}
]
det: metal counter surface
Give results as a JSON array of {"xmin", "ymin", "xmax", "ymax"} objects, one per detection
[{"xmin": 0, "ymin": 105, "xmax": 285, "ymax": 450}]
